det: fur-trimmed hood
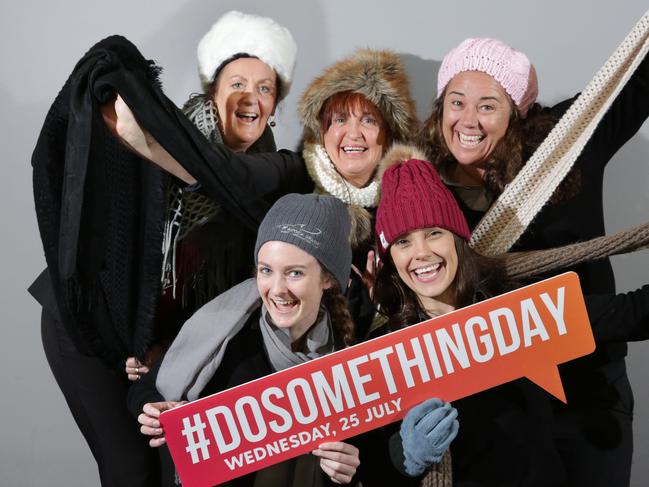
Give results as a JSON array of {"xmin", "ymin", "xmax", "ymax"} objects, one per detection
[
  {"xmin": 299, "ymin": 49, "xmax": 418, "ymax": 145},
  {"xmin": 376, "ymin": 143, "xmax": 428, "ymax": 181}
]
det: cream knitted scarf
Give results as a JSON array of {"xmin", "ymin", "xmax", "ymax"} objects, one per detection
[
  {"xmin": 303, "ymin": 141, "xmax": 381, "ymax": 208},
  {"xmin": 471, "ymin": 9, "xmax": 649, "ymax": 256}
]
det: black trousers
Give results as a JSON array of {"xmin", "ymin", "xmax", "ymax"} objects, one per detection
[
  {"xmin": 553, "ymin": 360, "xmax": 634, "ymax": 487},
  {"xmin": 41, "ymin": 309, "xmax": 160, "ymax": 487}
]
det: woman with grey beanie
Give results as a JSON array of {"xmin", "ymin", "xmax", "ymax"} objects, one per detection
[{"xmin": 129, "ymin": 193, "xmax": 361, "ymax": 486}]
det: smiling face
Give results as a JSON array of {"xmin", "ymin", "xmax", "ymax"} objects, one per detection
[
  {"xmin": 212, "ymin": 57, "xmax": 278, "ymax": 153},
  {"xmin": 256, "ymin": 241, "xmax": 331, "ymax": 341},
  {"xmin": 389, "ymin": 227, "xmax": 458, "ymax": 313},
  {"xmin": 321, "ymin": 95, "xmax": 388, "ymax": 188},
  {"xmin": 442, "ymin": 71, "xmax": 513, "ymax": 179}
]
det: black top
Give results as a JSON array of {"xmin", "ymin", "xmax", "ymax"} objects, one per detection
[{"xmin": 366, "ymin": 307, "xmax": 565, "ymax": 486}]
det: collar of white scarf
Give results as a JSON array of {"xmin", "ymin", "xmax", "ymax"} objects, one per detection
[{"xmin": 303, "ymin": 142, "xmax": 380, "ymax": 208}]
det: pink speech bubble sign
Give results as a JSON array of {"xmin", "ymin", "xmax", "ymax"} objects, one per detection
[{"xmin": 161, "ymin": 272, "xmax": 594, "ymax": 486}]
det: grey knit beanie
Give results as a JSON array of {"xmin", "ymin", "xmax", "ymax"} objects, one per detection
[{"xmin": 255, "ymin": 194, "xmax": 352, "ymax": 291}]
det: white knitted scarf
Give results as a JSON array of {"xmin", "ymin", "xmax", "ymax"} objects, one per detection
[
  {"xmin": 303, "ymin": 142, "xmax": 381, "ymax": 208},
  {"xmin": 470, "ymin": 9, "xmax": 649, "ymax": 255}
]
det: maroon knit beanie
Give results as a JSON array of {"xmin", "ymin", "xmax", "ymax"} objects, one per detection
[{"xmin": 376, "ymin": 159, "xmax": 471, "ymax": 258}]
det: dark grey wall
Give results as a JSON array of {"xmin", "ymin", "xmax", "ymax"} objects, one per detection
[{"xmin": 1, "ymin": 0, "xmax": 647, "ymax": 485}]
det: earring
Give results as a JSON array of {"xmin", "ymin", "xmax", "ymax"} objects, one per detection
[{"xmin": 269, "ymin": 115, "xmax": 276, "ymax": 128}]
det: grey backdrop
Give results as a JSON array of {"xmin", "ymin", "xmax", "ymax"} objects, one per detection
[{"xmin": 1, "ymin": 0, "xmax": 647, "ymax": 485}]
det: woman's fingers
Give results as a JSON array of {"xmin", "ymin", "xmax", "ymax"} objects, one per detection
[
  {"xmin": 139, "ymin": 422, "xmax": 163, "ymax": 437},
  {"xmin": 138, "ymin": 411, "xmax": 160, "ymax": 428},
  {"xmin": 138, "ymin": 402, "xmax": 170, "ymax": 446},
  {"xmin": 351, "ymin": 250, "xmax": 378, "ymax": 298},
  {"xmin": 143, "ymin": 402, "xmax": 164, "ymax": 418},
  {"xmin": 138, "ymin": 411, "xmax": 164, "ymax": 446},
  {"xmin": 124, "ymin": 357, "xmax": 150, "ymax": 380},
  {"xmin": 315, "ymin": 441, "xmax": 359, "ymax": 457},
  {"xmin": 313, "ymin": 442, "xmax": 359, "ymax": 484},
  {"xmin": 125, "ymin": 357, "xmax": 140, "ymax": 368},
  {"xmin": 137, "ymin": 401, "xmax": 184, "ymax": 448},
  {"xmin": 149, "ymin": 436, "xmax": 167, "ymax": 448},
  {"xmin": 350, "ymin": 264, "xmax": 362, "ymax": 279},
  {"xmin": 100, "ymin": 93, "xmax": 118, "ymax": 136},
  {"xmin": 365, "ymin": 250, "xmax": 376, "ymax": 276},
  {"xmin": 318, "ymin": 459, "xmax": 354, "ymax": 484},
  {"xmin": 114, "ymin": 94, "xmax": 137, "ymax": 127}
]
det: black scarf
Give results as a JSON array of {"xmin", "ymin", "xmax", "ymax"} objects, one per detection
[{"xmin": 31, "ymin": 36, "xmax": 276, "ymax": 367}]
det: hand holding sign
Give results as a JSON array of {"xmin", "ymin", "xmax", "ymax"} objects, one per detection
[
  {"xmin": 312, "ymin": 442, "xmax": 360, "ymax": 484},
  {"xmin": 401, "ymin": 398, "xmax": 458, "ymax": 476},
  {"xmin": 160, "ymin": 273, "xmax": 594, "ymax": 487},
  {"xmin": 139, "ymin": 401, "xmax": 184, "ymax": 447}
]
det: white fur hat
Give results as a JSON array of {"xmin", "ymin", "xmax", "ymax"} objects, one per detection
[{"xmin": 197, "ymin": 11, "xmax": 297, "ymax": 100}]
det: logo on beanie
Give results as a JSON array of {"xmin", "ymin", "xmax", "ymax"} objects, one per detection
[
  {"xmin": 277, "ymin": 224, "xmax": 323, "ymax": 248},
  {"xmin": 379, "ymin": 231, "xmax": 389, "ymax": 250}
]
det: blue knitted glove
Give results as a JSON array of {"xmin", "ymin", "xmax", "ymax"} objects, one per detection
[{"xmin": 400, "ymin": 398, "xmax": 459, "ymax": 476}]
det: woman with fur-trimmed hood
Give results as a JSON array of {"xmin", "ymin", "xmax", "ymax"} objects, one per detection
[{"xmin": 298, "ymin": 49, "xmax": 420, "ymax": 339}]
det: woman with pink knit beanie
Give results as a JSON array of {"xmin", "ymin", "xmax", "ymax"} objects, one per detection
[{"xmin": 419, "ymin": 37, "xmax": 649, "ymax": 487}]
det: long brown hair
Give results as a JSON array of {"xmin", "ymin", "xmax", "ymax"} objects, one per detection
[
  {"xmin": 321, "ymin": 268, "xmax": 355, "ymax": 346},
  {"xmin": 374, "ymin": 234, "xmax": 514, "ymax": 331},
  {"xmin": 419, "ymin": 93, "xmax": 579, "ymax": 203}
]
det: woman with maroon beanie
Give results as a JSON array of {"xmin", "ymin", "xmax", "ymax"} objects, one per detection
[
  {"xmin": 371, "ymin": 158, "xmax": 560, "ymax": 486},
  {"xmin": 371, "ymin": 158, "xmax": 649, "ymax": 486}
]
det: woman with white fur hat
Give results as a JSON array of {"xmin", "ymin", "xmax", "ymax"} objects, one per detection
[
  {"xmin": 120, "ymin": 10, "xmax": 304, "ymax": 379},
  {"xmin": 30, "ymin": 11, "xmax": 303, "ymax": 487}
]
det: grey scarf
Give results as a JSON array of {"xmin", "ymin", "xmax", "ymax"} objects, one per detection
[
  {"xmin": 156, "ymin": 278, "xmax": 261, "ymax": 401},
  {"xmin": 259, "ymin": 305, "xmax": 334, "ymax": 372},
  {"xmin": 156, "ymin": 279, "xmax": 337, "ymax": 401}
]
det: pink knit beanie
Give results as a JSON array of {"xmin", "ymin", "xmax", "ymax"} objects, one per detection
[
  {"xmin": 437, "ymin": 38, "xmax": 538, "ymax": 117},
  {"xmin": 375, "ymin": 159, "xmax": 471, "ymax": 258}
]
